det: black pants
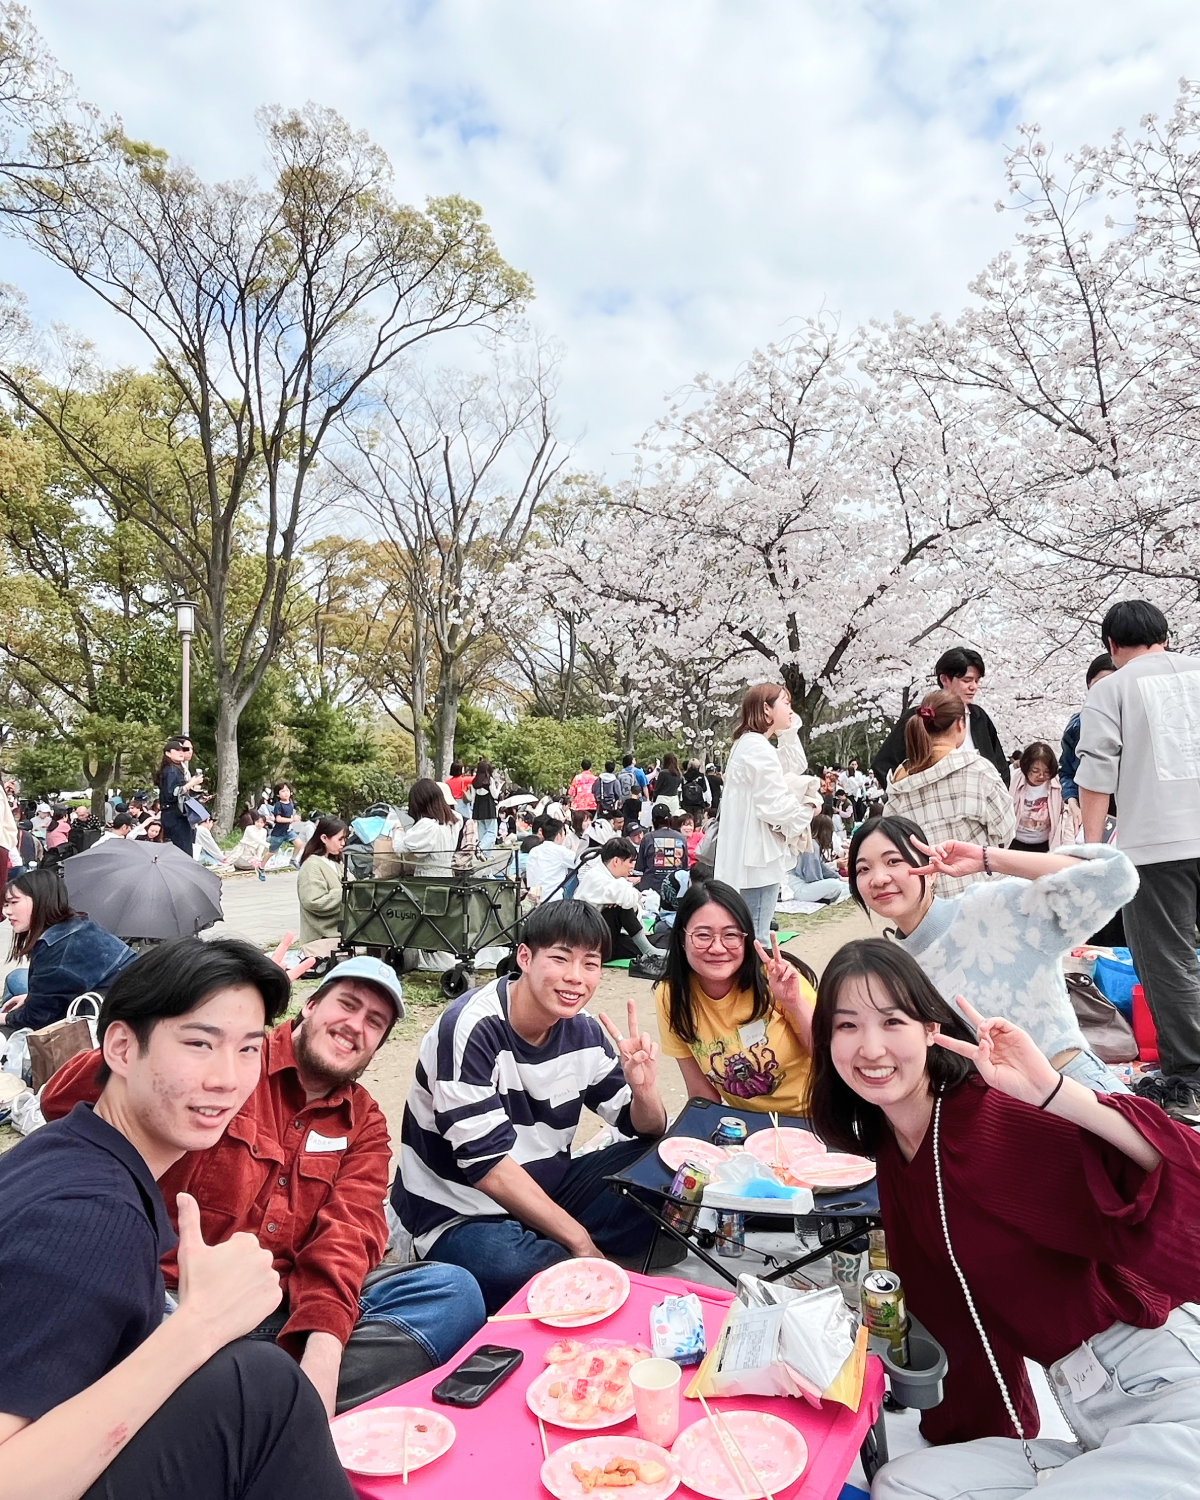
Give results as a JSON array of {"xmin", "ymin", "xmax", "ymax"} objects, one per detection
[
  {"xmin": 82, "ymin": 1341, "xmax": 353, "ymax": 1500},
  {"xmin": 162, "ymin": 814, "xmax": 194, "ymax": 856},
  {"xmin": 602, "ymin": 904, "xmax": 643, "ymax": 961},
  {"xmin": 1123, "ymin": 856, "xmax": 1200, "ymax": 1081}
]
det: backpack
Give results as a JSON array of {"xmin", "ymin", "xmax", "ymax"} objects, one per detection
[
  {"xmin": 595, "ymin": 773, "xmax": 620, "ymax": 813},
  {"xmin": 617, "ymin": 767, "xmax": 638, "ymax": 800},
  {"xmin": 680, "ymin": 775, "xmax": 707, "ymax": 813}
]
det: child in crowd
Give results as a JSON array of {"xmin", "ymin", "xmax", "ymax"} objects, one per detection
[{"xmin": 1010, "ymin": 741, "xmax": 1066, "ymax": 852}]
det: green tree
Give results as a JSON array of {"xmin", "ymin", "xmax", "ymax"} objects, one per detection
[
  {"xmin": 0, "ymin": 47, "xmax": 532, "ymax": 828},
  {"xmin": 283, "ymin": 698, "xmax": 380, "ymax": 819},
  {"xmin": 491, "ymin": 715, "xmax": 614, "ymax": 793},
  {"xmin": 11, "ymin": 735, "xmax": 84, "ymax": 798}
]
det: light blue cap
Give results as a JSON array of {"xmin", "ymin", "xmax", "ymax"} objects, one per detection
[{"xmin": 318, "ymin": 955, "xmax": 404, "ymax": 1018}]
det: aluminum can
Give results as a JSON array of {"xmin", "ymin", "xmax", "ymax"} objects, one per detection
[
  {"xmin": 861, "ymin": 1269, "xmax": 909, "ymax": 1366},
  {"xmin": 714, "ymin": 1211, "xmax": 746, "ymax": 1257},
  {"xmin": 712, "ymin": 1115, "xmax": 748, "ymax": 1149},
  {"xmin": 664, "ymin": 1159, "xmax": 710, "ymax": 1233}
]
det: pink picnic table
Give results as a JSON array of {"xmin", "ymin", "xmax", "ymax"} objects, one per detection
[{"xmin": 344, "ymin": 1270, "xmax": 886, "ymax": 1500}]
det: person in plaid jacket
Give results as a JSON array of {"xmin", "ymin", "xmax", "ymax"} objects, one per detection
[{"xmin": 882, "ymin": 691, "xmax": 1015, "ymax": 895}]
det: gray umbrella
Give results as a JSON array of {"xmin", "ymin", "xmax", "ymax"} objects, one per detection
[{"xmin": 62, "ymin": 837, "xmax": 224, "ymax": 939}]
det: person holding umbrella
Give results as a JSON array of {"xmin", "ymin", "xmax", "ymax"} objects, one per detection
[
  {"xmin": 0, "ymin": 868, "xmax": 135, "ymax": 1030},
  {"xmin": 158, "ymin": 736, "xmax": 203, "ymax": 857}
]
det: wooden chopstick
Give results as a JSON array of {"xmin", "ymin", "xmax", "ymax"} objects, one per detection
[
  {"xmin": 697, "ymin": 1393, "xmax": 753, "ymax": 1500},
  {"xmin": 401, "ymin": 1418, "xmax": 409, "ymax": 1486},
  {"xmin": 770, "ymin": 1111, "xmax": 783, "ymax": 1173},
  {"xmin": 711, "ymin": 1404, "xmax": 776, "ymax": 1500},
  {"xmin": 538, "ymin": 1414, "xmax": 549, "ymax": 1460},
  {"xmin": 487, "ymin": 1308, "xmax": 597, "ymax": 1322}
]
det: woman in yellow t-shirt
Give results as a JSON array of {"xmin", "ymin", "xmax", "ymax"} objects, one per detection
[{"xmin": 654, "ymin": 879, "xmax": 817, "ymax": 1118}]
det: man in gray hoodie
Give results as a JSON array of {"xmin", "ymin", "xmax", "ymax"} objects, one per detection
[{"xmin": 1077, "ymin": 599, "xmax": 1200, "ymax": 1123}]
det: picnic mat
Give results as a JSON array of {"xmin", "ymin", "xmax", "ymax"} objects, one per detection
[
  {"xmin": 604, "ymin": 931, "xmax": 800, "ymax": 968},
  {"xmin": 343, "ymin": 1269, "xmax": 884, "ymax": 1500}
]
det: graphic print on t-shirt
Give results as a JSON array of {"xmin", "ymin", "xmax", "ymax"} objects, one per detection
[
  {"xmin": 1015, "ymin": 786, "xmax": 1051, "ymax": 842},
  {"xmin": 697, "ymin": 1031, "xmax": 782, "ymax": 1100}
]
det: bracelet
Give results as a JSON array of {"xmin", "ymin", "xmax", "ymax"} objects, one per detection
[
  {"xmin": 1039, "ymin": 1073, "xmax": 1065, "ymax": 1110},
  {"xmin": 981, "ymin": 847, "xmax": 992, "ymax": 877}
]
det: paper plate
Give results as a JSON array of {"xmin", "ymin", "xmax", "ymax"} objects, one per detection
[
  {"xmin": 657, "ymin": 1136, "xmax": 730, "ymax": 1172},
  {"xmin": 744, "ymin": 1126, "xmax": 827, "ymax": 1170},
  {"xmin": 527, "ymin": 1365, "xmax": 637, "ymax": 1431},
  {"xmin": 330, "ymin": 1406, "xmax": 455, "ymax": 1477},
  {"xmin": 527, "ymin": 1258, "xmax": 630, "ymax": 1327},
  {"xmin": 793, "ymin": 1152, "xmax": 876, "ymax": 1192},
  {"xmin": 671, "ymin": 1411, "xmax": 807, "ymax": 1499},
  {"xmin": 540, "ymin": 1436, "xmax": 679, "ymax": 1499}
]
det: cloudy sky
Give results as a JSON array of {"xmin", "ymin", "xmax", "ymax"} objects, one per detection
[{"xmin": 14, "ymin": 0, "xmax": 1200, "ymax": 474}]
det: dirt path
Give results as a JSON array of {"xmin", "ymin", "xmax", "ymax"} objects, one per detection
[{"xmin": 362, "ymin": 901, "xmax": 877, "ymax": 1155}]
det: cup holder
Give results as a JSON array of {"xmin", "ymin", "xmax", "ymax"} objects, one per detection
[{"xmin": 867, "ymin": 1315, "xmax": 947, "ymax": 1409}]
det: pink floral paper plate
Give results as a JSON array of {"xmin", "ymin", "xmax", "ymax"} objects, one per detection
[
  {"xmin": 527, "ymin": 1257, "xmax": 630, "ymax": 1327},
  {"xmin": 671, "ymin": 1410, "xmax": 807, "ymax": 1499},
  {"xmin": 329, "ymin": 1405, "xmax": 455, "ymax": 1477},
  {"xmin": 526, "ymin": 1339, "xmax": 650, "ymax": 1430},
  {"xmin": 744, "ymin": 1126, "xmax": 827, "ymax": 1171},
  {"xmin": 793, "ymin": 1152, "xmax": 876, "ymax": 1192},
  {"xmin": 541, "ymin": 1435, "xmax": 679, "ymax": 1499},
  {"xmin": 657, "ymin": 1136, "xmax": 730, "ymax": 1173}
]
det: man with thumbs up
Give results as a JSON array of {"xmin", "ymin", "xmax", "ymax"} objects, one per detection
[{"xmin": 0, "ymin": 938, "xmax": 354, "ymax": 1499}]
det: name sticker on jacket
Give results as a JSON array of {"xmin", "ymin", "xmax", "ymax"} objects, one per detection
[{"xmin": 304, "ymin": 1131, "xmax": 348, "ymax": 1153}]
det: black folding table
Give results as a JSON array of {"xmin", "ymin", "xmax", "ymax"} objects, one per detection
[{"xmin": 606, "ymin": 1096, "xmax": 880, "ymax": 1288}]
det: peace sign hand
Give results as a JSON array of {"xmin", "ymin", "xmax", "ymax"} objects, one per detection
[
  {"xmin": 754, "ymin": 932, "xmax": 803, "ymax": 1012},
  {"xmin": 933, "ymin": 996, "xmax": 1061, "ymax": 1106},
  {"xmin": 599, "ymin": 997, "xmax": 659, "ymax": 1095},
  {"xmin": 910, "ymin": 838, "xmax": 985, "ymax": 880}
]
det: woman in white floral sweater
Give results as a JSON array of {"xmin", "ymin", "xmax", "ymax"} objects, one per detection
[{"xmin": 848, "ymin": 813, "xmax": 1138, "ymax": 1094}]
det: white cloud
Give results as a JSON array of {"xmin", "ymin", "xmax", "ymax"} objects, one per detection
[{"xmin": 15, "ymin": 0, "xmax": 1200, "ymax": 471}]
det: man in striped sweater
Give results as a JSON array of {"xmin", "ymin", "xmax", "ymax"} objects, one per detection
[{"xmin": 393, "ymin": 901, "xmax": 668, "ymax": 1312}]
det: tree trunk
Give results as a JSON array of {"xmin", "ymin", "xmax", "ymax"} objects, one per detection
[
  {"xmin": 214, "ymin": 687, "xmax": 241, "ymax": 835},
  {"xmin": 410, "ymin": 611, "xmax": 432, "ymax": 780},
  {"xmin": 88, "ymin": 759, "xmax": 113, "ymax": 820},
  {"xmin": 433, "ymin": 672, "xmax": 461, "ymax": 778}
]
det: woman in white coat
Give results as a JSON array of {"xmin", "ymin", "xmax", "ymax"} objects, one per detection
[
  {"xmin": 714, "ymin": 682, "xmax": 815, "ymax": 942},
  {"xmin": 391, "ymin": 777, "xmax": 462, "ymax": 873}
]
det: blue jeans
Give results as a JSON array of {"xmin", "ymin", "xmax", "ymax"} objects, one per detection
[
  {"xmin": 476, "ymin": 819, "xmax": 498, "ymax": 851},
  {"xmin": 1059, "ymin": 1045, "xmax": 1131, "ymax": 1095},
  {"xmin": 426, "ymin": 1138, "xmax": 657, "ymax": 1314},
  {"xmin": 357, "ymin": 1261, "xmax": 485, "ymax": 1367},
  {"xmin": 2, "ymin": 970, "xmax": 29, "ymax": 1004},
  {"xmin": 740, "ymin": 883, "xmax": 780, "ymax": 944}
]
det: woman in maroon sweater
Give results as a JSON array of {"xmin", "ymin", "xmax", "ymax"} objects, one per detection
[{"xmin": 809, "ymin": 938, "xmax": 1200, "ymax": 1497}]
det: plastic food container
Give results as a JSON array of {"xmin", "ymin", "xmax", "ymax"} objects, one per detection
[{"xmin": 867, "ymin": 1316, "xmax": 947, "ymax": 1410}]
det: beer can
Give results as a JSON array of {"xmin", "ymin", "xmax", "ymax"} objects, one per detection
[
  {"xmin": 664, "ymin": 1160, "xmax": 710, "ymax": 1233},
  {"xmin": 712, "ymin": 1115, "xmax": 748, "ymax": 1149},
  {"xmin": 867, "ymin": 1228, "xmax": 889, "ymax": 1271},
  {"xmin": 861, "ymin": 1269, "xmax": 909, "ymax": 1367},
  {"xmin": 714, "ymin": 1211, "xmax": 746, "ymax": 1257}
]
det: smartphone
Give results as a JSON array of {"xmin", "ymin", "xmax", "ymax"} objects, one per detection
[{"xmin": 431, "ymin": 1344, "xmax": 524, "ymax": 1408}]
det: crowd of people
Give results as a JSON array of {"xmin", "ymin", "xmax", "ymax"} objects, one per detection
[{"xmin": 2, "ymin": 596, "xmax": 1200, "ymax": 1498}]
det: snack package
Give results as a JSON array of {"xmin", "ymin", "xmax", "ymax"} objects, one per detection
[
  {"xmin": 686, "ymin": 1276, "xmax": 866, "ymax": 1411},
  {"xmin": 650, "ymin": 1292, "xmax": 707, "ymax": 1366}
]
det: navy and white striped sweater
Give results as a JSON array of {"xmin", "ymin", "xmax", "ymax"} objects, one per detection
[{"xmin": 393, "ymin": 974, "xmax": 636, "ymax": 1253}]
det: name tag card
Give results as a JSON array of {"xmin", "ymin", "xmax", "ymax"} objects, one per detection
[{"xmin": 304, "ymin": 1131, "xmax": 348, "ymax": 1153}]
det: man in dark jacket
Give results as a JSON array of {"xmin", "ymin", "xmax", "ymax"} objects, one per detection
[{"xmin": 871, "ymin": 647, "xmax": 1010, "ymax": 789}]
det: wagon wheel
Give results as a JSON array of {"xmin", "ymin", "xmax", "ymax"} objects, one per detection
[{"xmin": 439, "ymin": 963, "xmax": 474, "ymax": 999}]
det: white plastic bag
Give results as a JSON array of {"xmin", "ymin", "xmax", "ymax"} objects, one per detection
[
  {"xmin": 9, "ymin": 1086, "xmax": 45, "ymax": 1135},
  {"xmin": 1, "ymin": 1028, "xmax": 31, "ymax": 1085}
]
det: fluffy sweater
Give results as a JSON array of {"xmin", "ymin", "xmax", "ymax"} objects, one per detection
[
  {"xmin": 896, "ymin": 845, "xmax": 1139, "ymax": 1061},
  {"xmin": 297, "ymin": 853, "xmax": 343, "ymax": 942}
]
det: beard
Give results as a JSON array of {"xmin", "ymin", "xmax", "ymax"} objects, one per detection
[{"xmin": 292, "ymin": 1021, "xmax": 372, "ymax": 1093}]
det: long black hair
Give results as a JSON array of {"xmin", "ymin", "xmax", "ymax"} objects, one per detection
[
  {"xmin": 4, "ymin": 867, "xmax": 80, "ymax": 961},
  {"xmin": 662, "ymin": 879, "xmax": 770, "ymax": 1048},
  {"xmin": 300, "ymin": 816, "xmax": 347, "ymax": 865},
  {"xmin": 807, "ymin": 939, "xmax": 976, "ymax": 1155},
  {"xmin": 846, "ymin": 815, "xmax": 930, "ymax": 913}
]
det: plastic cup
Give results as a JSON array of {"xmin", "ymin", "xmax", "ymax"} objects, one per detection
[{"xmin": 630, "ymin": 1357, "xmax": 682, "ymax": 1446}]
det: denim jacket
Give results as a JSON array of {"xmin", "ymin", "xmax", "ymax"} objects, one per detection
[{"xmin": 6, "ymin": 917, "xmax": 135, "ymax": 1031}]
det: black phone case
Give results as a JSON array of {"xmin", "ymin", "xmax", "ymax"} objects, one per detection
[{"xmin": 431, "ymin": 1344, "xmax": 525, "ymax": 1408}]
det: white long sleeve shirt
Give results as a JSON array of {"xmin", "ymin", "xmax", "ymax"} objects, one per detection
[
  {"xmin": 714, "ymin": 725, "xmax": 813, "ymax": 889},
  {"xmin": 574, "ymin": 856, "xmax": 641, "ymax": 912}
]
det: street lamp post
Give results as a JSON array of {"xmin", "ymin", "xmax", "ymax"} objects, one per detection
[{"xmin": 174, "ymin": 601, "xmax": 198, "ymax": 736}]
